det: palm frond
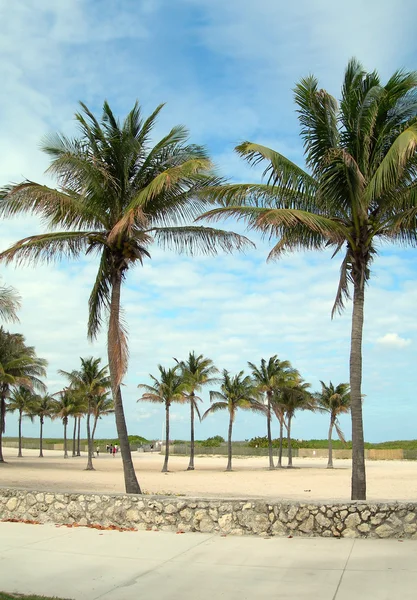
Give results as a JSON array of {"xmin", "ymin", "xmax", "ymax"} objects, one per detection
[
  {"xmin": 202, "ymin": 401, "xmax": 228, "ymax": 419},
  {"xmin": 0, "ymin": 231, "xmax": 95, "ymax": 266},
  {"xmin": 150, "ymin": 225, "xmax": 255, "ymax": 255}
]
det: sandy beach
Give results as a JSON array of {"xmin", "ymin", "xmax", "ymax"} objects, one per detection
[{"xmin": 1, "ymin": 447, "xmax": 416, "ymax": 502}]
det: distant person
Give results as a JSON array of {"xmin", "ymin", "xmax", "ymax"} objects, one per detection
[
  {"xmin": 109, "ymin": 444, "xmax": 113, "ymax": 454},
  {"xmin": 106, "ymin": 444, "xmax": 109, "ymax": 453},
  {"xmin": 112, "ymin": 445, "xmax": 116, "ymax": 457},
  {"xmin": 96, "ymin": 446, "xmax": 100, "ymax": 457}
]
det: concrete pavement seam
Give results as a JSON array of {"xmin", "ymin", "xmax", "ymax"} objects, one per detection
[
  {"xmin": 332, "ymin": 539, "xmax": 355, "ymax": 600},
  {"xmin": 91, "ymin": 534, "xmax": 216, "ymax": 600}
]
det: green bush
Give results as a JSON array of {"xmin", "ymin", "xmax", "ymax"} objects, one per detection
[{"xmin": 198, "ymin": 435, "xmax": 225, "ymax": 447}]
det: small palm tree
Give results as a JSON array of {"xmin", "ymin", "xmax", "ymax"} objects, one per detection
[
  {"xmin": 200, "ymin": 60, "xmax": 417, "ymax": 500},
  {"xmin": 248, "ymin": 356, "xmax": 295, "ymax": 469},
  {"xmin": 175, "ymin": 352, "xmax": 218, "ymax": 470},
  {"xmin": 7, "ymin": 386, "xmax": 37, "ymax": 457},
  {"xmin": 203, "ymin": 370, "xmax": 265, "ymax": 471},
  {"xmin": 0, "ymin": 328, "xmax": 47, "ymax": 462},
  {"xmin": 138, "ymin": 365, "xmax": 187, "ymax": 472},
  {"xmin": 91, "ymin": 394, "xmax": 114, "ymax": 446},
  {"xmin": 31, "ymin": 394, "xmax": 55, "ymax": 457},
  {"xmin": 0, "ymin": 101, "xmax": 252, "ymax": 493},
  {"xmin": 278, "ymin": 379, "xmax": 315, "ymax": 467},
  {"xmin": 315, "ymin": 381, "xmax": 351, "ymax": 468},
  {"xmin": 52, "ymin": 389, "xmax": 78, "ymax": 459},
  {"xmin": 59, "ymin": 357, "xmax": 110, "ymax": 470}
]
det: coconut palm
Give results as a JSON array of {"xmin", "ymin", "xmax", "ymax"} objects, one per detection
[
  {"xmin": 7, "ymin": 386, "xmax": 37, "ymax": 457},
  {"xmin": 31, "ymin": 394, "xmax": 55, "ymax": 458},
  {"xmin": 315, "ymin": 381, "xmax": 351, "ymax": 468},
  {"xmin": 278, "ymin": 379, "xmax": 315, "ymax": 467},
  {"xmin": 0, "ymin": 282, "xmax": 21, "ymax": 323},
  {"xmin": 138, "ymin": 365, "xmax": 187, "ymax": 472},
  {"xmin": 175, "ymin": 352, "xmax": 218, "ymax": 470},
  {"xmin": 91, "ymin": 394, "xmax": 114, "ymax": 447},
  {"xmin": 203, "ymin": 370, "xmax": 265, "ymax": 471},
  {"xmin": 200, "ymin": 60, "xmax": 417, "ymax": 499},
  {"xmin": 0, "ymin": 102, "xmax": 252, "ymax": 493},
  {"xmin": 0, "ymin": 328, "xmax": 47, "ymax": 462},
  {"xmin": 248, "ymin": 356, "xmax": 295, "ymax": 469},
  {"xmin": 59, "ymin": 357, "xmax": 110, "ymax": 470},
  {"xmin": 52, "ymin": 389, "xmax": 78, "ymax": 459}
]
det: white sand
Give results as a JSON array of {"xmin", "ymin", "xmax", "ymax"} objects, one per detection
[{"xmin": 1, "ymin": 447, "xmax": 416, "ymax": 502}]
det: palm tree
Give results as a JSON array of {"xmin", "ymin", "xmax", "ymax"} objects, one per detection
[
  {"xmin": 200, "ymin": 60, "xmax": 417, "ymax": 500},
  {"xmin": 278, "ymin": 379, "xmax": 314, "ymax": 468},
  {"xmin": 315, "ymin": 381, "xmax": 351, "ymax": 468},
  {"xmin": 0, "ymin": 102, "xmax": 252, "ymax": 493},
  {"xmin": 59, "ymin": 357, "xmax": 110, "ymax": 470},
  {"xmin": 52, "ymin": 389, "xmax": 78, "ymax": 458},
  {"xmin": 248, "ymin": 356, "xmax": 295, "ymax": 469},
  {"xmin": 203, "ymin": 370, "xmax": 265, "ymax": 471},
  {"xmin": 138, "ymin": 365, "xmax": 187, "ymax": 472},
  {"xmin": 0, "ymin": 328, "xmax": 47, "ymax": 462},
  {"xmin": 7, "ymin": 386, "xmax": 37, "ymax": 457},
  {"xmin": 175, "ymin": 352, "xmax": 218, "ymax": 470},
  {"xmin": 0, "ymin": 282, "xmax": 21, "ymax": 323},
  {"xmin": 31, "ymin": 394, "xmax": 55, "ymax": 457},
  {"xmin": 91, "ymin": 394, "xmax": 114, "ymax": 447}
]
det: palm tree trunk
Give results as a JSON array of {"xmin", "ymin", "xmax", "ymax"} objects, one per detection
[
  {"xmin": 63, "ymin": 417, "xmax": 68, "ymax": 459},
  {"xmin": 327, "ymin": 417, "xmax": 334, "ymax": 469},
  {"xmin": 162, "ymin": 403, "xmax": 170, "ymax": 473},
  {"xmin": 287, "ymin": 414, "xmax": 293, "ymax": 468},
  {"xmin": 187, "ymin": 396, "xmax": 195, "ymax": 470},
  {"xmin": 226, "ymin": 414, "xmax": 233, "ymax": 471},
  {"xmin": 350, "ymin": 279, "xmax": 366, "ymax": 500},
  {"xmin": 39, "ymin": 416, "xmax": 44, "ymax": 458},
  {"xmin": 17, "ymin": 409, "xmax": 23, "ymax": 457},
  {"xmin": 85, "ymin": 398, "xmax": 94, "ymax": 471},
  {"xmin": 277, "ymin": 418, "xmax": 284, "ymax": 468},
  {"xmin": 92, "ymin": 415, "xmax": 98, "ymax": 443},
  {"xmin": 72, "ymin": 416, "xmax": 77, "ymax": 457},
  {"xmin": 267, "ymin": 392, "xmax": 274, "ymax": 469},
  {"xmin": 0, "ymin": 395, "xmax": 5, "ymax": 463},
  {"xmin": 108, "ymin": 272, "xmax": 141, "ymax": 494},
  {"xmin": 77, "ymin": 416, "xmax": 81, "ymax": 456}
]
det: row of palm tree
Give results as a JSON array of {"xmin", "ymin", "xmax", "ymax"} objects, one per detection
[
  {"xmin": 1, "ymin": 60, "xmax": 414, "ymax": 499},
  {"xmin": 0, "ymin": 348, "xmax": 114, "ymax": 467},
  {"xmin": 138, "ymin": 351, "xmax": 351, "ymax": 473}
]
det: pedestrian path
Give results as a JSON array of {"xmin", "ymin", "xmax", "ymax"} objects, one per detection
[{"xmin": 0, "ymin": 522, "xmax": 415, "ymax": 599}]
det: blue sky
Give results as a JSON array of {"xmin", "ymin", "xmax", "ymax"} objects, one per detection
[{"xmin": 1, "ymin": 0, "xmax": 417, "ymax": 444}]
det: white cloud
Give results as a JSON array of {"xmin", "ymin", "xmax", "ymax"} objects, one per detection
[{"xmin": 376, "ymin": 333, "xmax": 412, "ymax": 349}]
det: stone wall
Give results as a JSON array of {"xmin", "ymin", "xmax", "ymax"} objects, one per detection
[{"xmin": 1, "ymin": 487, "xmax": 416, "ymax": 539}]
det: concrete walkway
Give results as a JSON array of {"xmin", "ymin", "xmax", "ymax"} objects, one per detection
[{"xmin": 0, "ymin": 522, "xmax": 416, "ymax": 599}]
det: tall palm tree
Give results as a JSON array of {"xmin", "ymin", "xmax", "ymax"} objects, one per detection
[
  {"xmin": 7, "ymin": 386, "xmax": 37, "ymax": 457},
  {"xmin": 0, "ymin": 282, "xmax": 21, "ymax": 323},
  {"xmin": 138, "ymin": 365, "xmax": 187, "ymax": 472},
  {"xmin": 91, "ymin": 394, "xmax": 114, "ymax": 446},
  {"xmin": 248, "ymin": 356, "xmax": 295, "ymax": 469},
  {"xmin": 0, "ymin": 328, "xmax": 47, "ymax": 462},
  {"xmin": 315, "ymin": 381, "xmax": 351, "ymax": 468},
  {"xmin": 278, "ymin": 379, "xmax": 314, "ymax": 467},
  {"xmin": 0, "ymin": 102, "xmax": 252, "ymax": 493},
  {"xmin": 175, "ymin": 351, "xmax": 218, "ymax": 470},
  {"xmin": 59, "ymin": 357, "xmax": 110, "ymax": 470},
  {"xmin": 52, "ymin": 389, "xmax": 78, "ymax": 459},
  {"xmin": 200, "ymin": 60, "xmax": 417, "ymax": 500},
  {"xmin": 31, "ymin": 394, "xmax": 55, "ymax": 458},
  {"xmin": 203, "ymin": 370, "xmax": 265, "ymax": 471}
]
